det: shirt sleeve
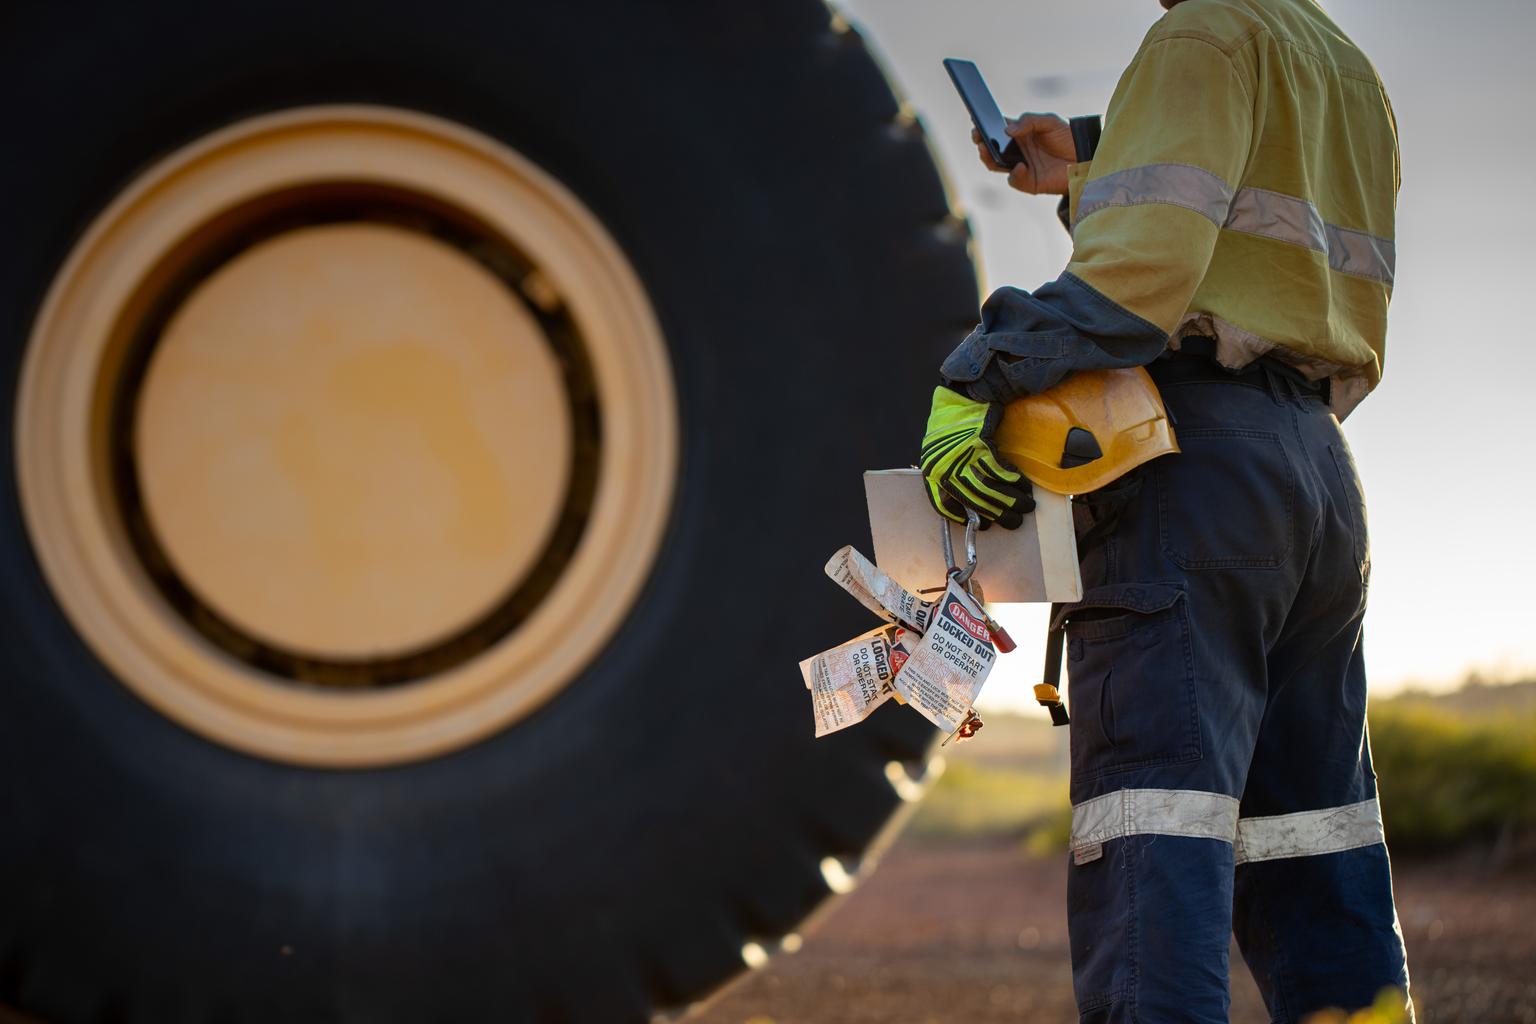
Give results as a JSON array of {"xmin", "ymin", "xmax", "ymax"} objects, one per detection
[{"xmin": 942, "ymin": 33, "xmax": 1257, "ymax": 402}]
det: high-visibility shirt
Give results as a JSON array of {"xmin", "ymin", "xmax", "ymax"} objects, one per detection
[{"xmin": 941, "ymin": 0, "xmax": 1399, "ymax": 417}]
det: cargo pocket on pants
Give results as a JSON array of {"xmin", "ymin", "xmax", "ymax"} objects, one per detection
[{"xmin": 1051, "ymin": 583, "xmax": 1199, "ymax": 783}]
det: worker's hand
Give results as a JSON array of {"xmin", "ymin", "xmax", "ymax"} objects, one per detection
[
  {"xmin": 920, "ymin": 386, "xmax": 1035, "ymax": 530},
  {"xmin": 972, "ymin": 113, "xmax": 1075, "ymax": 196}
]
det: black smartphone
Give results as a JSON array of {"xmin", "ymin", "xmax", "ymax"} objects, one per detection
[{"xmin": 943, "ymin": 58, "xmax": 1024, "ymax": 169}]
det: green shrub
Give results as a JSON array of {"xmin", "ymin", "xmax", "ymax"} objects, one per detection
[{"xmin": 1369, "ymin": 702, "xmax": 1536, "ymax": 853}]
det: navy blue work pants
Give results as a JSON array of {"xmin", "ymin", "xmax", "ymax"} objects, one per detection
[{"xmin": 1060, "ymin": 356, "xmax": 1412, "ymax": 1022}]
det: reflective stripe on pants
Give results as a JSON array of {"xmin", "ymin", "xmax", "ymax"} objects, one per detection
[
  {"xmin": 1069, "ymin": 791, "xmax": 1385, "ymax": 865},
  {"xmin": 1234, "ymin": 797, "xmax": 1385, "ymax": 864},
  {"xmin": 1071, "ymin": 788, "xmax": 1237, "ymax": 851}
]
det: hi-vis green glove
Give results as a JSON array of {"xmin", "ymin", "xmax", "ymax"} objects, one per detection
[{"xmin": 920, "ymin": 386, "xmax": 1035, "ymax": 529}]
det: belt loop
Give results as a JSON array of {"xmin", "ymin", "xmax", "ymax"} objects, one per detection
[{"xmin": 1260, "ymin": 363, "xmax": 1282, "ymax": 405}]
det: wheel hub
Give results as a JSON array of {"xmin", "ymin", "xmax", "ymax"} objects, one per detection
[
  {"xmin": 17, "ymin": 107, "xmax": 677, "ymax": 765},
  {"xmin": 136, "ymin": 222, "xmax": 574, "ymax": 664}
]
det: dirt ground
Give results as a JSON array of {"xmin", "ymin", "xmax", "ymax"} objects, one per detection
[{"xmin": 697, "ymin": 837, "xmax": 1536, "ymax": 1024}]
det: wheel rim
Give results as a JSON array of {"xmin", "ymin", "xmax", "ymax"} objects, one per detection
[{"xmin": 16, "ymin": 106, "xmax": 678, "ymax": 766}]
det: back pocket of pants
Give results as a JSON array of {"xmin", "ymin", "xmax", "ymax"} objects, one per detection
[
  {"xmin": 1053, "ymin": 583, "xmax": 1199, "ymax": 784},
  {"xmin": 1156, "ymin": 428, "xmax": 1294, "ymax": 569}
]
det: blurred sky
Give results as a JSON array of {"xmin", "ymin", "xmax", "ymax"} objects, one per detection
[{"xmin": 837, "ymin": 0, "xmax": 1536, "ymax": 713}]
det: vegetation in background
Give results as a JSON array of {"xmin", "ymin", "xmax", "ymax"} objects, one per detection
[
  {"xmin": 1369, "ymin": 684, "xmax": 1536, "ymax": 854},
  {"xmin": 911, "ymin": 680, "xmax": 1536, "ymax": 859},
  {"xmin": 907, "ymin": 710, "xmax": 1070, "ymax": 845},
  {"xmin": 905, "ymin": 759, "xmax": 1068, "ymax": 842}
]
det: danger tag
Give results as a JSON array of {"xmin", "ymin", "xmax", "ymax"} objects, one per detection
[
  {"xmin": 799, "ymin": 625, "xmax": 903, "ymax": 737},
  {"xmin": 888, "ymin": 578, "xmax": 996, "ymax": 734}
]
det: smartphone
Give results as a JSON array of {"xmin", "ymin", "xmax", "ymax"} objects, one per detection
[{"xmin": 943, "ymin": 58, "xmax": 1024, "ymax": 170}]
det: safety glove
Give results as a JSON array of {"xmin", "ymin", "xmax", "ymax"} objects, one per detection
[{"xmin": 920, "ymin": 385, "xmax": 1035, "ymax": 529}]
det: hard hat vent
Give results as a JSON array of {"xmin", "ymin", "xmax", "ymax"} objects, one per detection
[{"xmin": 1060, "ymin": 427, "xmax": 1104, "ymax": 469}]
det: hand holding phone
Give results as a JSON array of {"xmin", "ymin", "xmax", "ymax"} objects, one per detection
[
  {"xmin": 943, "ymin": 59, "xmax": 1025, "ymax": 170},
  {"xmin": 945, "ymin": 58, "xmax": 1079, "ymax": 196}
]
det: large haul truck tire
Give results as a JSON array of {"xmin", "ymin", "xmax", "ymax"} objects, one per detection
[{"xmin": 0, "ymin": 2, "xmax": 978, "ymax": 1021}]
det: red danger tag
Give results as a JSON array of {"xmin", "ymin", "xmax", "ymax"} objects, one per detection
[{"xmin": 946, "ymin": 599, "xmax": 990, "ymax": 644}]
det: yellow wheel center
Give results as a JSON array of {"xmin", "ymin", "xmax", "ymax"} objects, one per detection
[
  {"xmin": 17, "ymin": 107, "xmax": 678, "ymax": 765},
  {"xmin": 135, "ymin": 223, "xmax": 571, "ymax": 660}
]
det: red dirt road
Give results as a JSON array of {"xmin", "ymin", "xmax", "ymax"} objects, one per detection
[{"xmin": 698, "ymin": 838, "xmax": 1536, "ymax": 1024}]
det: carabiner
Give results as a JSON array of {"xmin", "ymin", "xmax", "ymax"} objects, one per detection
[{"xmin": 941, "ymin": 508, "xmax": 980, "ymax": 586}]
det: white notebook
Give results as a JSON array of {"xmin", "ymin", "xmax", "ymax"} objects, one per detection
[{"xmin": 863, "ymin": 469, "xmax": 1082, "ymax": 605}]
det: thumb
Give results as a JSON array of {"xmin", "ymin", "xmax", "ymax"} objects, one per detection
[{"xmin": 1005, "ymin": 113, "xmax": 1065, "ymax": 138}]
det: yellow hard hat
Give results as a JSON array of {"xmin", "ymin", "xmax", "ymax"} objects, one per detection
[{"xmin": 993, "ymin": 366, "xmax": 1178, "ymax": 495}]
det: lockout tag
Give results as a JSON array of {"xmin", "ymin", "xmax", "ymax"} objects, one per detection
[
  {"xmin": 889, "ymin": 577, "xmax": 997, "ymax": 734},
  {"xmin": 823, "ymin": 545, "xmax": 935, "ymax": 634},
  {"xmin": 799, "ymin": 624, "xmax": 903, "ymax": 737}
]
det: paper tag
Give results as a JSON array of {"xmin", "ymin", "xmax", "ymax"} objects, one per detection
[
  {"xmin": 823, "ymin": 546, "xmax": 934, "ymax": 634},
  {"xmin": 1073, "ymin": 843, "xmax": 1104, "ymax": 865},
  {"xmin": 799, "ymin": 625, "xmax": 902, "ymax": 737},
  {"xmin": 889, "ymin": 578, "xmax": 997, "ymax": 733}
]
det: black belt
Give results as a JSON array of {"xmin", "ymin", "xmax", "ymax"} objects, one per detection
[{"xmin": 1153, "ymin": 335, "xmax": 1331, "ymax": 404}]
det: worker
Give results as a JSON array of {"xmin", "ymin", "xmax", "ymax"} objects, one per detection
[{"xmin": 919, "ymin": 0, "xmax": 1410, "ymax": 1021}]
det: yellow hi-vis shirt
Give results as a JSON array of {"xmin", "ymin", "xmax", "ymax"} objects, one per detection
[{"xmin": 941, "ymin": 0, "xmax": 1398, "ymax": 418}]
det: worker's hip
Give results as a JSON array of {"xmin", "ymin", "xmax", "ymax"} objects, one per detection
[
  {"xmin": 1124, "ymin": 343, "xmax": 1361, "ymax": 584},
  {"xmin": 1073, "ymin": 359, "xmax": 1354, "ymax": 586}
]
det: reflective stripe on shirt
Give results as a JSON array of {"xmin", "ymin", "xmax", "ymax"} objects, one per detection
[
  {"xmin": 1225, "ymin": 187, "xmax": 1396, "ymax": 284},
  {"xmin": 1075, "ymin": 163, "xmax": 1235, "ymax": 228},
  {"xmin": 1233, "ymin": 797, "xmax": 1386, "ymax": 865},
  {"xmin": 1324, "ymin": 223, "xmax": 1397, "ymax": 284},
  {"xmin": 1076, "ymin": 170, "xmax": 1396, "ymax": 286}
]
